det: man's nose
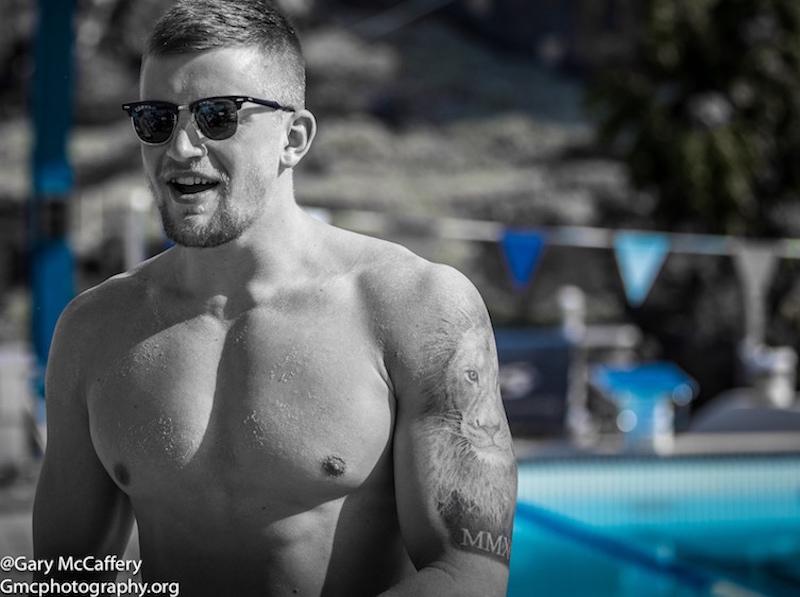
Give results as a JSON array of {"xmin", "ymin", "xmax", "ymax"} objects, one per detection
[{"xmin": 166, "ymin": 113, "xmax": 206, "ymax": 161}]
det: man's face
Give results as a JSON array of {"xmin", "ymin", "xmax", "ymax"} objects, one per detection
[{"xmin": 139, "ymin": 47, "xmax": 292, "ymax": 248}]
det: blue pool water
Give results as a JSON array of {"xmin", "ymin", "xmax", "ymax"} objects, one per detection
[{"xmin": 508, "ymin": 455, "xmax": 800, "ymax": 597}]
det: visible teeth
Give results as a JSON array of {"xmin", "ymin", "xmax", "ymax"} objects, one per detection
[{"xmin": 173, "ymin": 176, "xmax": 211, "ymax": 185}]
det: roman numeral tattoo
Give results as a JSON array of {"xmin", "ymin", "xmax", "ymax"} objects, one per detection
[{"xmin": 460, "ymin": 528, "xmax": 512, "ymax": 562}]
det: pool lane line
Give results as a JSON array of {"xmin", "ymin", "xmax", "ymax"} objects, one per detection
[{"xmin": 514, "ymin": 502, "xmax": 769, "ymax": 597}]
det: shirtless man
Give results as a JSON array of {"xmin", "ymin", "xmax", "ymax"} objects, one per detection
[{"xmin": 32, "ymin": 1, "xmax": 517, "ymax": 595}]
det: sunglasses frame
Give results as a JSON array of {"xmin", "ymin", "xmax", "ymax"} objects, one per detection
[{"xmin": 121, "ymin": 95, "xmax": 295, "ymax": 146}]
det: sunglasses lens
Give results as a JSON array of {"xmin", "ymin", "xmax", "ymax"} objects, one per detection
[
  {"xmin": 130, "ymin": 104, "xmax": 176, "ymax": 145},
  {"xmin": 194, "ymin": 98, "xmax": 238, "ymax": 140}
]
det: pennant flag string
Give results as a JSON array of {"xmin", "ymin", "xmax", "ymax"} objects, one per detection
[
  {"xmin": 332, "ymin": 209, "xmax": 793, "ymax": 258},
  {"xmin": 327, "ymin": 209, "xmax": 793, "ymax": 309}
]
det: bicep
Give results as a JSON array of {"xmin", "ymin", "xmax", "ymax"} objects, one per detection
[
  {"xmin": 33, "ymin": 310, "xmax": 133, "ymax": 572},
  {"xmin": 392, "ymin": 283, "xmax": 517, "ymax": 587}
]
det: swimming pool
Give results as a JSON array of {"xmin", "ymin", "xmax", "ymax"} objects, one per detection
[{"xmin": 508, "ymin": 455, "xmax": 800, "ymax": 597}]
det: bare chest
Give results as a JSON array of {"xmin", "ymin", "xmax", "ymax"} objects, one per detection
[{"xmin": 87, "ymin": 305, "xmax": 393, "ymax": 504}]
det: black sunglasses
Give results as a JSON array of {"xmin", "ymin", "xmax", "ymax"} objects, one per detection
[{"xmin": 121, "ymin": 95, "xmax": 294, "ymax": 145}]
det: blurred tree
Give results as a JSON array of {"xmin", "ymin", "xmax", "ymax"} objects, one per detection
[
  {"xmin": 0, "ymin": 0, "xmax": 35, "ymax": 118},
  {"xmin": 586, "ymin": 0, "xmax": 800, "ymax": 237}
]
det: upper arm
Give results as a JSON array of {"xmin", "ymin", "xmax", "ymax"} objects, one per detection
[
  {"xmin": 388, "ymin": 264, "xmax": 517, "ymax": 595},
  {"xmin": 33, "ymin": 294, "xmax": 133, "ymax": 577}
]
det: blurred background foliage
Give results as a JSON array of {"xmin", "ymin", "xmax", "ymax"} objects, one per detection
[
  {"xmin": 586, "ymin": 0, "xmax": 800, "ymax": 237},
  {"xmin": 1, "ymin": 0, "xmax": 800, "ymax": 407}
]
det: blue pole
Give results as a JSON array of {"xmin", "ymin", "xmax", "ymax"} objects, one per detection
[{"xmin": 30, "ymin": 0, "xmax": 77, "ymax": 411}]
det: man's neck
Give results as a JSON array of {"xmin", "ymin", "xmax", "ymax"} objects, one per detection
[{"xmin": 165, "ymin": 199, "xmax": 322, "ymax": 305}]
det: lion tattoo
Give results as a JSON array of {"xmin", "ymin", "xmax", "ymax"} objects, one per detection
[{"xmin": 418, "ymin": 319, "xmax": 517, "ymax": 562}]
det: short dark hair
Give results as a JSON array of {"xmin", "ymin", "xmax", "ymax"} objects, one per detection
[{"xmin": 145, "ymin": 0, "xmax": 305, "ymax": 108}]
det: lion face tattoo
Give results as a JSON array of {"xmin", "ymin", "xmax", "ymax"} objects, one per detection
[{"xmin": 418, "ymin": 324, "xmax": 517, "ymax": 563}]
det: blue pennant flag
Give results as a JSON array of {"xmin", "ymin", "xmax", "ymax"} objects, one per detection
[
  {"xmin": 613, "ymin": 231, "xmax": 671, "ymax": 307},
  {"xmin": 501, "ymin": 229, "xmax": 547, "ymax": 290}
]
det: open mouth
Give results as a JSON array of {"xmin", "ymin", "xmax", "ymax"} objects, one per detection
[{"xmin": 169, "ymin": 176, "xmax": 218, "ymax": 195}]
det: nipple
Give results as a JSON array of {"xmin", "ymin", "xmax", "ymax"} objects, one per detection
[
  {"xmin": 114, "ymin": 463, "xmax": 131, "ymax": 486},
  {"xmin": 322, "ymin": 456, "xmax": 346, "ymax": 477}
]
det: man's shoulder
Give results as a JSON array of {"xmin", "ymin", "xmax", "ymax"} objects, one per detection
[
  {"xmin": 47, "ymin": 260, "xmax": 159, "ymax": 385},
  {"xmin": 352, "ymin": 232, "xmax": 480, "ymax": 314},
  {"xmin": 57, "ymin": 258, "xmax": 159, "ymax": 335},
  {"xmin": 349, "ymin": 234, "xmax": 496, "ymax": 406},
  {"xmin": 347, "ymin": 232, "xmax": 488, "ymax": 350}
]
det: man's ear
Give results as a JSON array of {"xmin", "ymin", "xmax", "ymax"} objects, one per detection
[{"xmin": 281, "ymin": 109, "xmax": 317, "ymax": 168}]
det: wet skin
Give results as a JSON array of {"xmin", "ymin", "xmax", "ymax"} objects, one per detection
[
  {"xmin": 33, "ymin": 46, "xmax": 516, "ymax": 597},
  {"xmin": 85, "ymin": 239, "xmax": 411, "ymax": 595}
]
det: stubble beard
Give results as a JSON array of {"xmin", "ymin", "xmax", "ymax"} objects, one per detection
[{"xmin": 150, "ymin": 182, "xmax": 263, "ymax": 248}]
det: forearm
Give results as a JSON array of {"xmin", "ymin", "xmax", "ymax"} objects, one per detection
[
  {"xmin": 32, "ymin": 528, "xmax": 133, "ymax": 583},
  {"xmin": 33, "ymin": 470, "xmax": 134, "ymax": 580}
]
